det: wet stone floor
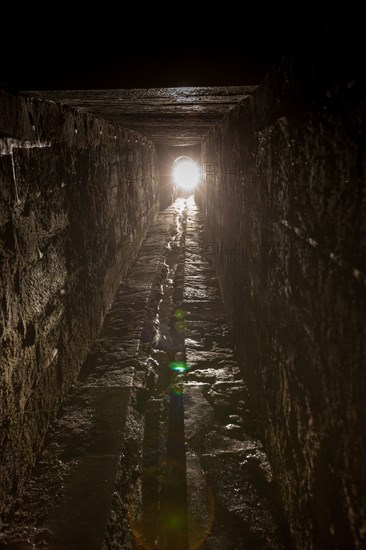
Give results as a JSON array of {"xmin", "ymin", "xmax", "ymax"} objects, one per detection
[{"xmin": 0, "ymin": 197, "xmax": 287, "ymax": 550}]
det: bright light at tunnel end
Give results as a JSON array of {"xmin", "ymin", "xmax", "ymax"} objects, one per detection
[{"xmin": 173, "ymin": 156, "xmax": 200, "ymax": 191}]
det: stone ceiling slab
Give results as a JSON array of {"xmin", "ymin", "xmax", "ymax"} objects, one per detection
[{"xmin": 24, "ymin": 86, "xmax": 256, "ymax": 146}]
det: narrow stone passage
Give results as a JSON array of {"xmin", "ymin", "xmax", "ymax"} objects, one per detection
[{"xmin": 1, "ymin": 197, "xmax": 286, "ymax": 550}]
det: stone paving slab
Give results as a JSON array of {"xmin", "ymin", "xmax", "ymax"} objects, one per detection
[{"xmin": 183, "ymin": 199, "xmax": 285, "ymax": 549}]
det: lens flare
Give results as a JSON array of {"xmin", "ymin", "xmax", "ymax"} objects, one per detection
[
  {"xmin": 171, "ymin": 383, "xmax": 184, "ymax": 396},
  {"xmin": 174, "ymin": 309, "xmax": 185, "ymax": 319},
  {"xmin": 173, "ymin": 157, "xmax": 200, "ymax": 191},
  {"xmin": 169, "ymin": 361, "xmax": 189, "ymax": 373},
  {"xmin": 175, "ymin": 320, "xmax": 185, "ymax": 333}
]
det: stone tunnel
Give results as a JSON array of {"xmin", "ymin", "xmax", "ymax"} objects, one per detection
[{"xmin": 0, "ymin": 34, "xmax": 365, "ymax": 550}]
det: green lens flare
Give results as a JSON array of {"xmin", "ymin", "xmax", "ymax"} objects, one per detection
[
  {"xmin": 175, "ymin": 320, "xmax": 185, "ymax": 333},
  {"xmin": 171, "ymin": 383, "xmax": 184, "ymax": 396},
  {"xmin": 174, "ymin": 309, "xmax": 185, "ymax": 319},
  {"xmin": 169, "ymin": 361, "xmax": 189, "ymax": 373},
  {"xmin": 167, "ymin": 513, "xmax": 184, "ymax": 527}
]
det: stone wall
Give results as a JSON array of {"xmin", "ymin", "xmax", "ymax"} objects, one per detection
[
  {"xmin": 199, "ymin": 40, "xmax": 366, "ymax": 548},
  {"xmin": 0, "ymin": 88, "xmax": 159, "ymax": 516}
]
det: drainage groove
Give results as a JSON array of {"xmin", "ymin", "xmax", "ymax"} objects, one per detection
[{"xmin": 131, "ymin": 198, "xmax": 189, "ymax": 550}]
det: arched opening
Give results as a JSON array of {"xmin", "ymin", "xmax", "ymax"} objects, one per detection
[{"xmin": 172, "ymin": 156, "xmax": 200, "ymax": 196}]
